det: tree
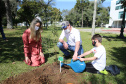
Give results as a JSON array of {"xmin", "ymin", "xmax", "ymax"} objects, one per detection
[
  {"xmin": 91, "ymin": 0, "xmax": 105, "ymax": 36},
  {"xmin": 39, "ymin": 0, "xmax": 54, "ymax": 29},
  {"xmin": 96, "ymin": 7, "xmax": 110, "ymax": 27},
  {"xmin": 0, "ymin": 0, "xmax": 6, "ymax": 26},
  {"xmin": 2, "ymin": 0, "xmax": 22, "ymax": 28},
  {"xmin": 64, "ymin": 8, "xmax": 81, "ymax": 26},
  {"xmin": 119, "ymin": 0, "xmax": 126, "ymax": 38},
  {"xmin": 9, "ymin": 0, "xmax": 21, "ymax": 28},
  {"xmin": 83, "ymin": 1, "xmax": 94, "ymax": 27},
  {"xmin": 50, "ymin": 8, "xmax": 62, "ymax": 23},
  {"xmin": 61, "ymin": 9, "xmax": 69, "ymax": 21},
  {"xmin": 75, "ymin": 0, "xmax": 89, "ymax": 27},
  {"xmin": 17, "ymin": 1, "xmax": 42, "ymax": 28},
  {"xmin": 4, "ymin": 0, "xmax": 13, "ymax": 29},
  {"xmin": 65, "ymin": 0, "xmax": 91, "ymax": 27},
  {"xmin": 64, "ymin": 1, "xmax": 108, "ymax": 28}
]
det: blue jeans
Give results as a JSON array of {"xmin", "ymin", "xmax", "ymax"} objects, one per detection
[
  {"xmin": 57, "ymin": 42, "xmax": 84, "ymax": 57},
  {"xmin": 0, "ymin": 26, "xmax": 6, "ymax": 40}
]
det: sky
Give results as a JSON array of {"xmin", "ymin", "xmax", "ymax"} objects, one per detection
[{"xmin": 53, "ymin": 0, "xmax": 111, "ymax": 11}]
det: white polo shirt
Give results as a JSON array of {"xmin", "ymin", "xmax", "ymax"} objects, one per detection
[
  {"xmin": 91, "ymin": 45, "xmax": 106, "ymax": 71},
  {"xmin": 59, "ymin": 27, "xmax": 82, "ymax": 46}
]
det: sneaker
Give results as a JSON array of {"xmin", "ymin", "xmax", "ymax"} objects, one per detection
[{"xmin": 98, "ymin": 70, "xmax": 108, "ymax": 75}]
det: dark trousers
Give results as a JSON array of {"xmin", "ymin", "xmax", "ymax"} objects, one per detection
[
  {"xmin": 0, "ymin": 26, "xmax": 6, "ymax": 40},
  {"xmin": 85, "ymin": 62, "xmax": 98, "ymax": 73}
]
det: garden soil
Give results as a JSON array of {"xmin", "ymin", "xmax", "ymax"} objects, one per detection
[{"xmin": 1, "ymin": 62, "xmax": 87, "ymax": 84}]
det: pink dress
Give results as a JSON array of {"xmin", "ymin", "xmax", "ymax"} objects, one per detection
[{"xmin": 22, "ymin": 29, "xmax": 45, "ymax": 66}]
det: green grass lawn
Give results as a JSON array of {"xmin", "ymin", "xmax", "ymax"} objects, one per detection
[{"xmin": 0, "ymin": 27, "xmax": 126, "ymax": 84}]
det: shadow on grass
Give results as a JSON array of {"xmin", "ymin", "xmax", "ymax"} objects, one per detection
[
  {"xmin": 80, "ymin": 74, "xmax": 106, "ymax": 84},
  {"xmin": 44, "ymin": 52, "xmax": 59, "ymax": 62},
  {"xmin": 103, "ymin": 36, "xmax": 126, "ymax": 42},
  {"xmin": 88, "ymin": 75, "xmax": 99, "ymax": 84},
  {"xmin": 0, "ymin": 37, "xmax": 24, "ymax": 63},
  {"xmin": 89, "ymin": 75, "xmax": 106, "ymax": 84},
  {"xmin": 109, "ymin": 47, "xmax": 126, "ymax": 83},
  {"xmin": 0, "ymin": 36, "xmax": 59, "ymax": 63}
]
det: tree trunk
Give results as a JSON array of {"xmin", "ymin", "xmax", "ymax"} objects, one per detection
[
  {"xmin": 92, "ymin": 0, "xmax": 97, "ymax": 36},
  {"xmin": 44, "ymin": 23, "xmax": 45, "ymax": 27},
  {"xmin": 86, "ymin": 17, "xmax": 88, "ymax": 27},
  {"xmin": 26, "ymin": 22, "xmax": 28, "ymax": 29},
  {"xmin": 4, "ymin": 0, "xmax": 13, "ymax": 29},
  {"xmin": 45, "ymin": 9, "xmax": 48, "ymax": 29},
  {"xmin": 45, "ymin": 18, "xmax": 48, "ymax": 29},
  {"xmin": 119, "ymin": 7, "xmax": 125, "ymax": 38},
  {"xmin": 82, "ymin": 7, "xmax": 83, "ymax": 28}
]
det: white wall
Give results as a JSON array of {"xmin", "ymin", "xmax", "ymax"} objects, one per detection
[{"xmin": 109, "ymin": 0, "xmax": 126, "ymax": 28}]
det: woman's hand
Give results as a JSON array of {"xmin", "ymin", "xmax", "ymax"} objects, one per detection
[
  {"xmin": 40, "ymin": 52, "xmax": 44, "ymax": 57},
  {"xmin": 25, "ymin": 56, "xmax": 31, "ymax": 64},
  {"xmin": 40, "ymin": 52, "xmax": 45, "ymax": 63}
]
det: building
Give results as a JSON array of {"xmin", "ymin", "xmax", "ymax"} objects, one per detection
[
  {"xmin": 109, "ymin": 0, "xmax": 126, "ymax": 28},
  {"xmin": 17, "ymin": 22, "xmax": 26, "ymax": 27}
]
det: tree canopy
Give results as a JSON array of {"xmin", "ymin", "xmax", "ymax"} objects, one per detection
[
  {"xmin": 1, "ymin": 0, "xmax": 109, "ymax": 29},
  {"xmin": 17, "ymin": 1, "xmax": 42, "ymax": 26},
  {"xmin": 64, "ymin": 0, "xmax": 109, "ymax": 27}
]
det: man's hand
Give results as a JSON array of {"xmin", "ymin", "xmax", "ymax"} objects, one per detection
[
  {"xmin": 72, "ymin": 52, "xmax": 78, "ymax": 60},
  {"xmin": 63, "ymin": 42, "xmax": 68, "ymax": 49}
]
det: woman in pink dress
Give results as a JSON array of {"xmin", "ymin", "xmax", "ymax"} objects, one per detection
[{"xmin": 22, "ymin": 17, "xmax": 45, "ymax": 66}]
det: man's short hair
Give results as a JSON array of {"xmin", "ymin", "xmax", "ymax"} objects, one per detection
[{"xmin": 92, "ymin": 34, "xmax": 102, "ymax": 43}]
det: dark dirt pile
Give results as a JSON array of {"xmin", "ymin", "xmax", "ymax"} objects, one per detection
[{"xmin": 1, "ymin": 62, "xmax": 86, "ymax": 84}]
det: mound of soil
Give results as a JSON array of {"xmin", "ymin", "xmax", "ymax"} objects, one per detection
[{"xmin": 1, "ymin": 62, "xmax": 85, "ymax": 84}]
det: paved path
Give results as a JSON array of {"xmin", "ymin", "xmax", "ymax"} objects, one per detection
[{"xmin": 78, "ymin": 28, "xmax": 126, "ymax": 34}]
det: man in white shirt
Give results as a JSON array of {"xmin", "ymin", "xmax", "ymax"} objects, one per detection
[
  {"xmin": 57, "ymin": 21, "xmax": 84, "ymax": 60},
  {"xmin": 78, "ymin": 34, "xmax": 106, "ymax": 73}
]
